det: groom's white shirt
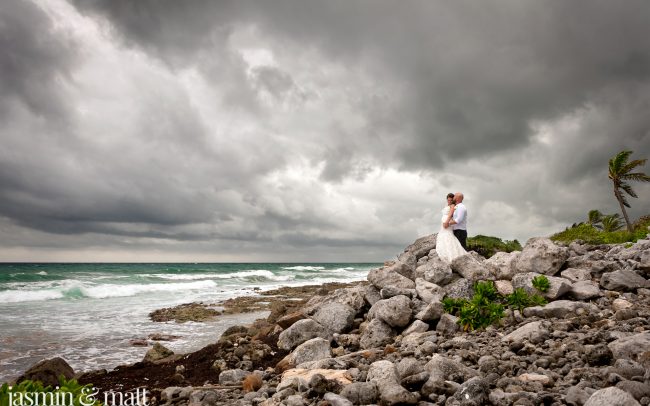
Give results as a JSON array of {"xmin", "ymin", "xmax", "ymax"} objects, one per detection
[{"xmin": 452, "ymin": 203, "xmax": 467, "ymax": 230}]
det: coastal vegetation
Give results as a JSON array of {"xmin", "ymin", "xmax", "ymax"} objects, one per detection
[
  {"xmin": 608, "ymin": 150, "xmax": 650, "ymax": 232},
  {"xmin": 466, "ymin": 235, "xmax": 521, "ymax": 258},
  {"xmin": 0, "ymin": 376, "xmax": 102, "ymax": 406},
  {"xmin": 551, "ymin": 213, "xmax": 650, "ymax": 244}
]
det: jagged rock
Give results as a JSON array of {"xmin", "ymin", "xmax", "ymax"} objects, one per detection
[
  {"xmin": 566, "ymin": 386, "xmax": 592, "ymax": 406},
  {"xmin": 218, "ymin": 369, "xmax": 248, "ymax": 385},
  {"xmin": 364, "ymin": 284, "xmax": 382, "ymax": 306},
  {"xmin": 502, "ymin": 321, "xmax": 549, "ymax": 345},
  {"xmin": 449, "ymin": 376, "xmax": 489, "ymax": 406},
  {"xmin": 561, "ymin": 267, "xmax": 593, "ymax": 282},
  {"xmin": 569, "ymin": 280, "xmax": 601, "ymax": 300},
  {"xmin": 515, "ymin": 237, "xmax": 569, "ymax": 276},
  {"xmin": 616, "ymin": 381, "xmax": 650, "ymax": 401},
  {"xmin": 339, "ymin": 382, "xmax": 379, "ymax": 405},
  {"xmin": 444, "ymin": 278, "xmax": 475, "ymax": 300},
  {"xmin": 612, "ymin": 298, "xmax": 633, "ymax": 311},
  {"xmin": 367, "ymin": 266, "xmax": 416, "ymax": 290},
  {"xmin": 16, "ymin": 357, "xmax": 75, "ymax": 387},
  {"xmin": 401, "ymin": 234, "xmax": 438, "ymax": 260},
  {"xmin": 380, "ymin": 286, "xmax": 417, "ymax": 299},
  {"xmin": 323, "ymin": 392, "xmax": 353, "ymax": 406},
  {"xmin": 522, "ymin": 300, "xmax": 599, "ymax": 318},
  {"xmin": 302, "ymin": 286, "xmax": 367, "ymax": 315},
  {"xmin": 360, "ymin": 318, "xmax": 395, "ymax": 349},
  {"xmin": 451, "ymin": 254, "xmax": 491, "ymax": 281},
  {"xmin": 277, "ymin": 319, "xmax": 329, "ymax": 350},
  {"xmin": 436, "ymin": 313, "xmax": 459, "ymax": 336},
  {"xmin": 415, "ymin": 278, "xmax": 444, "ymax": 303},
  {"xmin": 402, "ymin": 319, "xmax": 429, "ymax": 336},
  {"xmin": 285, "ymin": 338, "xmax": 331, "ymax": 367},
  {"xmin": 511, "ymin": 272, "xmax": 571, "ymax": 300},
  {"xmin": 494, "ymin": 280, "xmax": 514, "ymax": 295},
  {"xmin": 600, "ymin": 270, "xmax": 649, "ymax": 291},
  {"xmin": 421, "ymin": 354, "xmax": 479, "ymax": 397},
  {"xmin": 400, "ymin": 331, "xmax": 437, "ymax": 352},
  {"xmin": 333, "ymin": 333, "xmax": 360, "ymax": 350},
  {"xmin": 368, "ymin": 295, "xmax": 412, "ymax": 328},
  {"xmin": 484, "ymin": 251, "xmax": 521, "ymax": 280},
  {"xmin": 143, "ymin": 342, "xmax": 174, "ymax": 362},
  {"xmin": 414, "ymin": 300, "xmax": 444, "ymax": 322},
  {"xmin": 608, "ymin": 332, "xmax": 650, "ymax": 364},
  {"xmin": 367, "ymin": 360, "xmax": 419, "ymax": 405},
  {"xmin": 416, "ymin": 254, "xmax": 453, "ymax": 286},
  {"xmin": 311, "ymin": 302, "xmax": 356, "ymax": 334},
  {"xmin": 583, "ymin": 387, "xmax": 640, "ymax": 406},
  {"xmin": 395, "ymin": 357, "xmax": 425, "ymax": 379}
]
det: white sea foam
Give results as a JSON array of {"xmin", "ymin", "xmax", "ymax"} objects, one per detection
[
  {"xmin": 78, "ymin": 280, "xmax": 218, "ymax": 298},
  {"xmin": 0, "ymin": 289, "xmax": 64, "ymax": 303},
  {"xmin": 37, "ymin": 271, "xmax": 48, "ymax": 275},
  {"xmin": 145, "ymin": 270, "xmax": 293, "ymax": 282},
  {"xmin": 281, "ymin": 266, "xmax": 326, "ymax": 271}
]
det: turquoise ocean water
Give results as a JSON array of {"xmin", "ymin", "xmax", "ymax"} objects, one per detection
[{"xmin": 0, "ymin": 263, "xmax": 378, "ymax": 382}]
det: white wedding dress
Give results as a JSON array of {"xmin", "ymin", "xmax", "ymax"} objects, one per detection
[{"xmin": 435, "ymin": 205, "xmax": 467, "ymax": 263}]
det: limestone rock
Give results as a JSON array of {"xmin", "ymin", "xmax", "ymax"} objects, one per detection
[
  {"xmin": 450, "ymin": 376, "xmax": 489, "ymax": 406},
  {"xmin": 368, "ymin": 295, "xmax": 412, "ymax": 328},
  {"xmin": 367, "ymin": 360, "xmax": 419, "ymax": 405},
  {"xmin": 515, "ymin": 237, "xmax": 569, "ymax": 276},
  {"xmin": 600, "ymin": 270, "xmax": 649, "ymax": 291},
  {"xmin": 436, "ymin": 313, "xmax": 460, "ymax": 336},
  {"xmin": 415, "ymin": 278, "xmax": 444, "ymax": 303},
  {"xmin": 484, "ymin": 251, "xmax": 521, "ymax": 280},
  {"xmin": 277, "ymin": 319, "xmax": 329, "ymax": 350},
  {"xmin": 522, "ymin": 300, "xmax": 599, "ymax": 319},
  {"xmin": 444, "ymin": 278, "xmax": 475, "ymax": 300},
  {"xmin": 561, "ymin": 267, "xmax": 592, "ymax": 282},
  {"xmin": 367, "ymin": 266, "xmax": 416, "ymax": 291},
  {"xmin": 360, "ymin": 318, "xmax": 395, "ymax": 349},
  {"xmin": 583, "ymin": 387, "xmax": 640, "ymax": 406},
  {"xmin": 502, "ymin": 321, "xmax": 549, "ymax": 345},
  {"xmin": 339, "ymin": 382, "xmax": 379, "ymax": 405},
  {"xmin": 608, "ymin": 332, "xmax": 650, "ymax": 364},
  {"xmin": 16, "ymin": 357, "xmax": 75, "ymax": 387},
  {"xmin": 451, "ymin": 254, "xmax": 491, "ymax": 281},
  {"xmin": 415, "ymin": 255, "xmax": 453, "ymax": 286},
  {"xmin": 569, "ymin": 280, "xmax": 602, "ymax": 300},
  {"xmin": 286, "ymin": 337, "xmax": 332, "ymax": 366},
  {"xmin": 218, "ymin": 369, "xmax": 248, "ymax": 385},
  {"xmin": 511, "ymin": 272, "xmax": 571, "ymax": 300},
  {"xmin": 311, "ymin": 302, "xmax": 356, "ymax": 334}
]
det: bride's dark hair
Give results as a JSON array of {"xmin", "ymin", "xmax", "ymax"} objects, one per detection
[{"xmin": 446, "ymin": 193, "xmax": 454, "ymax": 200}]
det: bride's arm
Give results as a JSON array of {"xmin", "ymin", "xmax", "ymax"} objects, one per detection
[{"xmin": 444, "ymin": 205, "xmax": 456, "ymax": 226}]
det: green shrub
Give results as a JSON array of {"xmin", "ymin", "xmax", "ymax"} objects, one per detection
[
  {"xmin": 532, "ymin": 275, "xmax": 550, "ymax": 292},
  {"xmin": 505, "ymin": 288, "xmax": 548, "ymax": 311},
  {"xmin": 0, "ymin": 375, "xmax": 102, "ymax": 406},
  {"xmin": 551, "ymin": 214, "xmax": 650, "ymax": 245},
  {"xmin": 467, "ymin": 235, "xmax": 522, "ymax": 258}
]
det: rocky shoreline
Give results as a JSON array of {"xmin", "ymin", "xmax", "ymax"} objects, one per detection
[{"xmin": 11, "ymin": 233, "xmax": 650, "ymax": 405}]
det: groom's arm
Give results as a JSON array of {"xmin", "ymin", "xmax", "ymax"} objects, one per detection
[{"xmin": 449, "ymin": 205, "xmax": 466, "ymax": 225}]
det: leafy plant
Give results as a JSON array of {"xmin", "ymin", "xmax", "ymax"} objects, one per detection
[
  {"xmin": 601, "ymin": 214, "xmax": 623, "ymax": 232},
  {"xmin": 0, "ymin": 375, "xmax": 102, "ymax": 406},
  {"xmin": 442, "ymin": 297, "xmax": 467, "ymax": 315},
  {"xmin": 587, "ymin": 209, "xmax": 604, "ymax": 229},
  {"xmin": 532, "ymin": 275, "xmax": 550, "ymax": 293},
  {"xmin": 608, "ymin": 150, "xmax": 650, "ymax": 232},
  {"xmin": 466, "ymin": 235, "xmax": 522, "ymax": 258}
]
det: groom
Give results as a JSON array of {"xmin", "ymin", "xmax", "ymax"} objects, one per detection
[{"xmin": 445, "ymin": 192, "xmax": 467, "ymax": 250}]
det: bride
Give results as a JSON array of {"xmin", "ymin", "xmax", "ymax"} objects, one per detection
[{"xmin": 436, "ymin": 193, "xmax": 467, "ymax": 263}]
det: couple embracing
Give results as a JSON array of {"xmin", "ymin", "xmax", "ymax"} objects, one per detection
[{"xmin": 436, "ymin": 192, "xmax": 468, "ymax": 263}]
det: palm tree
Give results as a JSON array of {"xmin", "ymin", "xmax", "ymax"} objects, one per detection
[
  {"xmin": 587, "ymin": 209, "xmax": 603, "ymax": 229},
  {"xmin": 608, "ymin": 150, "xmax": 650, "ymax": 232},
  {"xmin": 601, "ymin": 214, "xmax": 623, "ymax": 232}
]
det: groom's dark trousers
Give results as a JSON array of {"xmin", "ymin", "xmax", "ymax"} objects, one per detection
[{"xmin": 453, "ymin": 229, "xmax": 468, "ymax": 251}]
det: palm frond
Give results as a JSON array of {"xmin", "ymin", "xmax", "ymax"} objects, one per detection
[
  {"xmin": 620, "ymin": 158, "xmax": 647, "ymax": 174},
  {"xmin": 609, "ymin": 150, "xmax": 633, "ymax": 175},
  {"xmin": 621, "ymin": 172, "xmax": 650, "ymax": 182},
  {"xmin": 620, "ymin": 183, "xmax": 638, "ymax": 198}
]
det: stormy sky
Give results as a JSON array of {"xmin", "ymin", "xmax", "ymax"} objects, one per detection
[{"xmin": 1, "ymin": 0, "xmax": 649, "ymax": 262}]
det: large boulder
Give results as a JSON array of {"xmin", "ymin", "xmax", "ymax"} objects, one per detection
[
  {"xmin": 401, "ymin": 234, "xmax": 438, "ymax": 260},
  {"xmin": 608, "ymin": 332, "xmax": 650, "ymax": 364},
  {"xmin": 600, "ymin": 270, "xmax": 649, "ymax": 292},
  {"xmin": 561, "ymin": 267, "xmax": 593, "ymax": 282},
  {"xmin": 367, "ymin": 266, "xmax": 416, "ymax": 291},
  {"xmin": 515, "ymin": 237, "xmax": 569, "ymax": 276},
  {"xmin": 569, "ymin": 280, "xmax": 601, "ymax": 300},
  {"xmin": 368, "ymin": 295, "xmax": 412, "ymax": 328},
  {"xmin": 444, "ymin": 278, "xmax": 475, "ymax": 300},
  {"xmin": 511, "ymin": 272, "xmax": 571, "ymax": 300},
  {"xmin": 451, "ymin": 254, "xmax": 491, "ymax": 281},
  {"xmin": 360, "ymin": 318, "xmax": 396, "ymax": 349},
  {"xmin": 484, "ymin": 251, "xmax": 521, "ymax": 280},
  {"xmin": 415, "ymin": 278, "xmax": 444, "ymax": 303},
  {"xmin": 414, "ymin": 300, "xmax": 444, "ymax": 322},
  {"xmin": 415, "ymin": 254, "xmax": 453, "ymax": 286},
  {"xmin": 311, "ymin": 302, "xmax": 356, "ymax": 334},
  {"xmin": 367, "ymin": 360, "xmax": 419, "ymax": 405},
  {"xmin": 16, "ymin": 357, "xmax": 75, "ymax": 387},
  {"xmin": 277, "ymin": 319, "xmax": 330, "ymax": 350},
  {"xmin": 584, "ymin": 387, "xmax": 641, "ymax": 406},
  {"xmin": 502, "ymin": 321, "xmax": 549, "ymax": 345},
  {"xmin": 302, "ymin": 285, "xmax": 367, "ymax": 315},
  {"xmin": 286, "ymin": 337, "xmax": 332, "ymax": 367},
  {"xmin": 143, "ymin": 342, "xmax": 174, "ymax": 362}
]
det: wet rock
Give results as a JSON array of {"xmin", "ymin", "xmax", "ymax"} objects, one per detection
[
  {"xmin": 368, "ymin": 295, "xmax": 412, "ymax": 328},
  {"xmin": 484, "ymin": 251, "xmax": 521, "ymax": 280},
  {"xmin": 16, "ymin": 357, "xmax": 75, "ymax": 387},
  {"xmin": 511, "ymin": 272, "xmax": 571, "ymax": 300},
  {"xmin": 277, "ymin": 319, "xmax": 330, "ymax": 350},
  {"xmin": 360, "ymin": 318, "xmax": 395, "ymax": 349},
  {"xmin": 451, "ymin": 254, "xmax": 491, "ymax": 281},
  {"xmin": 311, "ymin": 302, "xmax": 356, "ymax": 334},
  {"xmin": 143, "ymin": 342, "xmax": 174, "ymax": 363},
  {"xmin": 515, "ymin": 237, "xmax": 569, "ymax": 276},
  {"xmin": 583, "ymin": 387, "xmax": 640, "ymax": 406},
  {"xmin": 600, "ymin": 270, "xmax": 649, "ymax": 291}
]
